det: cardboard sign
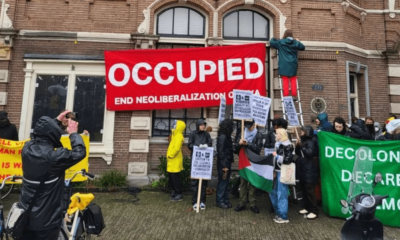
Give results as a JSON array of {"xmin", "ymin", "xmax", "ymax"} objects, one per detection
[
  {"xmin": 264, "ymin": 148, "xmax": 274, "ymax": 156},
  {"xmin": 283, "ymin": 96, "xmax": 300, "ymax": 126},
  {"xmin": 190, "ymin": 146, "xmax": 214, "ymax": 180},
  {"xmin": 252, "ymin": 95, "xmax": 271, "ymax": 127},
  {"xmin": 233, "ymin": 90, "xmax": 253, "ymax": 120},
  {"xmin": 218, "ymin": 96, "xmax": 226, "ymax": 124}
]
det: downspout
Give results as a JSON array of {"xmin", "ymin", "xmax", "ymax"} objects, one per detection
[{"xmin": 346, "ymin": 61, "xmax": 351, "ymax": 124}]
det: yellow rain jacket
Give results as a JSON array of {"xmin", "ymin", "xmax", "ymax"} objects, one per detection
[{"xmin": 166, "ymin": 120, "xmax": 186, "ymax": 173}]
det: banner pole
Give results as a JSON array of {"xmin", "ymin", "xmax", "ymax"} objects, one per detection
[
  {"xmin": 241, "ymin": 120, "xmax": 244, "ymax": 140},
  {"xmin": 196, "ymin": 178, "xmax": 202, "ymax": 213}
]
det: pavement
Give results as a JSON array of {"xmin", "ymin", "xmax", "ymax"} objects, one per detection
[{"xmin": 2, "ymin": 190, "xmax": 400, "ymax": 240}]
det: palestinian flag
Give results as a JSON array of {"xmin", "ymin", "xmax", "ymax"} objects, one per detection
[{"xmin": 238, "ymin": 147, "xmax": 275, "ymax": 192}]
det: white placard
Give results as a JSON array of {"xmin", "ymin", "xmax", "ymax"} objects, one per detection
[
  {"xmin": 190, "ymin": 146, "xmax": 214, "ymax": 180},
  {"xmin": 264, "ymin": 148, "xmax": 274, "ymax": 156},
  {"xmin": 252, "ymin": 95, "xmax": 271, "ymax": 127},
  {"xmin": 218, "ymin": 96, "xmax": 226, "ymax": 124},
  {"xmin": 233, "ymin": 90, "xmax": 253, "ymax": 120},
  {"xmin": 283, "ymin": 96, "xmax": 300, "ymax": 126}
]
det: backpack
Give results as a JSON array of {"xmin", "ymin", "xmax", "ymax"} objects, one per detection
[{"xmin": 83, "ymin": 203, "xmax": 105, "ymax": 235}]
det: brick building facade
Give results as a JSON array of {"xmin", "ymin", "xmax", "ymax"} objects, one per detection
[{"xmin": 0, "ymin": 0, "xmax": 399, "ymax": 185}]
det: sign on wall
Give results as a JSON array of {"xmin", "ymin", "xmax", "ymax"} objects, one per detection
[
  {"xmin": 218, "ymin": 96, "xmax": 226, "ymax": 124},
  {"xmin": 105, "ymin": 43, "xmax": 266, "ymax": 111}
]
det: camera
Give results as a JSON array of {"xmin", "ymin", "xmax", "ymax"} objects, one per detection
[{"xmin": 66, "ymin": 112, "xmax": 78, "ymax": 119}]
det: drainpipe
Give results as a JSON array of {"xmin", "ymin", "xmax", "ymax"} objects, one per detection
[{"xmin": 345, "ymin": 61, "xmax": 370, "ymax": 124}]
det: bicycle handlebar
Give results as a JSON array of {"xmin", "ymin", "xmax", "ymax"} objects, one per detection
[
  {"xmin": 66, "ymin": 169, "xmax": 95, "ymax": 183},
  {"xmin": 0, "ymin": 175, "xmax": 23, "ymax": 190}
]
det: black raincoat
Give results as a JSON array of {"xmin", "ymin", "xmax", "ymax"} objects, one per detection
[
  {"xmin": 0, "ymin": 111, "xmax": 18, "ymax": 141},
  {"xmin": 188, "ymin": 119, "xmax": 212, "ymax": 154},
  {"xmin": 295, "ymin": 126, "xmax": 318, "ymax": 183},
  {"xmin": 19, "ymin": 116, "xmax": 86, "ymax": 230}
]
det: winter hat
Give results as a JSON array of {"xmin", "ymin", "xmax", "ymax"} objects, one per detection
[{"xmin": 0, "ymin": 111, "xmax": 7, "ymax": 120}]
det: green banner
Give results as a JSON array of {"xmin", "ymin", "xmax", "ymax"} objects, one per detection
[{"xmin": 318, "ymin": 131, "xmax": 400, "ymax": 228}]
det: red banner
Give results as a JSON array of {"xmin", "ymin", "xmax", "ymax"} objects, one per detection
[{"xmin": 105, "ymin": 43, "xmax": 266, "ymax": 111}]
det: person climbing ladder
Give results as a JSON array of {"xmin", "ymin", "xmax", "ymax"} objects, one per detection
[{"xmin": 270, "ymin": 29, "xmax": 305, "ymax": 101}]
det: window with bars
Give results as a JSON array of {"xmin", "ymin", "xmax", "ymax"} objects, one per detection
[
  {"xmin": 223, "ymin": 10, "xmax": 269, "ymax": 40},
  {"xmin": 31, "ymin": 75, "xmax": 106, "ymax": 142},
  {"xmin": 349, "ymin": 74, "xmax": 359, "ymax": 118},
  {"xmin": 157, "ymin": 7, "xmax": 205, "ymax": 38}
]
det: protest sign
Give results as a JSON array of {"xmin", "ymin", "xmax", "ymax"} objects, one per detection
[
  {"xmin": 264, "ymin": 148, "xmax": 274, "ymax": 156},
  {"xmin": 318, "ymin": 131, "xmax": 400, "ymax": 227},
  {"xmin": 233, "ymin": 90, "xmax": 253, "ymax": 120},
  {"xmin": 282, "ymin": 96, "xmax": 299, "ymax": 126},
  {"xmin": 218, "ymin": 96, "xmax": 226, "ymax": 124},
  {"xmin": 252, "ymin": 95, "xmax": 271, "ymax": 127},
  {"xmin": 0, "ymin": 135, "xmax": 90, "ymax": 183},
  {"xmin": 190, "ymin": 146, "xmax": 214, "ymax": 180}
]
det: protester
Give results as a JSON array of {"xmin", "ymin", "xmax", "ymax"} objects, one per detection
[
  {"xmin": 314, "ymin": 112, "xmax": 332, "ymax": 133},
  {"xmin": 352, "ymin": 117, "xmax": 366, "ymax": 132},
  {"xmin": 0, "ymin": 111, "xmax": 19, "ymax": 141},
  {"xmin": 295, "ymin": 126, "xmax": 319, "ymax": 220},
  {"xmin": 269, "ymin": 29, "xmax": 305, "ymax": 101},
  {"xmin": 331, "ymin": 117, "xmax": 369, "ymax": 139},
  {"xmin": 188, "ymin": 119, "xmax": 212, "ymax": 210},
  {"xmin": 383, "ymin": 115, "xmax": 397, "ymax": 138},
  {"xmin": 20, "ymin": 111, "xmax": 86, "ymax": 240},
  {"xmin": 234, "ymin": 119, "xmax": 263, "ymax": 214},
  {"xmin": 167, "ymin": 120, "xmax": 186, "ymax": 202},
  {"xmin": 216, "ymin": 119, "xmax": 234, "ymax": 209},
  {"xmin": 270, "ymin": 128, "xmax": 293, "ymax": 223},
  {"xmin": 264, "ymin": 119, "xmax": 282, "ymax": 154},
  {"xmin": 279, "ymin": 118, "xmax": 293, "ymax": 141}
]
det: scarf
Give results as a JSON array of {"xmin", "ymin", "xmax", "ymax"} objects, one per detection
[{"xmin": 244, "ymin": 127, "xmax": 257, "ymax": 143}]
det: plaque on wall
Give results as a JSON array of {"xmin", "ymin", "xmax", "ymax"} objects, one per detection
[{"xmin": 310, "ymin": 97, "xmax": 327, "ymax": 114}]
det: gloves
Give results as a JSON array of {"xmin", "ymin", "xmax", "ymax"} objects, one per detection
[{"xmin": 199, "ymin": 144, "xmax": 208, "ymax": 149}]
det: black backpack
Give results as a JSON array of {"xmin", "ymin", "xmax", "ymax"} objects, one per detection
[{"xmin": 83, "ymin": 203, "xmax": 105, "ymax": 235}]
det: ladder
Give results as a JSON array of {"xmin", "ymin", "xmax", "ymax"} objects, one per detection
[{"xmin": 279, "ymin": 76, "xmax": 304, "ymax": 126}]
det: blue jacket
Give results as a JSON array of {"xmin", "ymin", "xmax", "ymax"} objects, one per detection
[
  {"xmin": 270, "ymin": 37, "xmax": 305, "ymax": 77},
  {"xmin": 316, "ymin": 113, "xmax": 332, "ymax": 132}
]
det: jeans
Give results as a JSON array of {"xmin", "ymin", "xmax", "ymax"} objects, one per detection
[
  {"xmin": 169, "ymin": 172, "xmax": 182, "ymax": 195},
  {"xmin": 191, "ymin": 179, "xmax": 208, "ymax": 204},
  {"xmin": 216, "ymin": 161, "xmax": 231, "ymax": 205},
  {"xmin": 269, "ymin": 172, "xmax": 289, "ymax": 219}
]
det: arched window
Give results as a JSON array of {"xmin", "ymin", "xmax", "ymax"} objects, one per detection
[
  {"xmin": 223, "ymin": 10, "xmax": 269, "ymax": 40},
  {"xmin": 157, "ymin": 7, "xmax": 205, "ymax": 38}
]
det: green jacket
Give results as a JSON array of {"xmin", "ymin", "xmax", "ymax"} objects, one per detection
[{"xmin": 270, "ymin": 37, "xmax": 305, "ymax": 77}]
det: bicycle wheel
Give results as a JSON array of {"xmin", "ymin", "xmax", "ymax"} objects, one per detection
[{"xmin": 1, "ymin": 184, "xmax": 14, "ymax": 200}]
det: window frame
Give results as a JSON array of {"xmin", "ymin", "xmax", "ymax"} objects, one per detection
[
  {"xmin": 20, "ymin": 60, "xmax": 115, "ymax": 164},
  {"xmin": 156, "ymin": 7, "xmax": 206, "ymax": 39},
  {"xmin": 349, "ymin": 73, "xmax": 359, "ymax": 118},
  {"xmin": 223, "ymin": 10, "xmax": 270, "ymax": 41}
]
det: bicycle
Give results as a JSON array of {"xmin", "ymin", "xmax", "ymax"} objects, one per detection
[
  {"xmin": 0, "ymin": 181, "xmax": 15, "ymax": 200},
  {"xmin": 0, "ymin": 175, "xmax": 23, "ymax": 240},
  {"xmin": 59, "ymin": 169, "xmax": 96, "ymax": 240}
]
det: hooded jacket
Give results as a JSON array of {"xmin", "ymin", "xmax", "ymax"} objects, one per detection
[
  {"xmin": 167, "ymin": 120, "xmax": 186, "ymax": 173},
  {"xmin": 316, "ymin": 113, "xmax": 332, "ymax": 132},
  {"xmin": 269, "ymin": 37, "xmax": 305, "ymax": 77},
  {"xmin": 0, "ymin": 111, "xmax": 18, "ymax": 141},
  {"xmin": 217, "ymin": 132, "xmax": 234, "ymax": 169},
  {"xmin": 332, "ymin": 124, "xmax": 370, "ymax": 139},
  {"xmin": 295, "ymin": 126, "xmax": 318, "ymax": 183},
  {"xmin": 19, "ymin": 116, "xmax": 86, "ymax": 230},
  {"xmin": 188, "ymin": 119, "xmax": 212, "ymax": 154},
  {"xmin": 264, "ymin": 128, "xmax": 276, "ymax": 149}
]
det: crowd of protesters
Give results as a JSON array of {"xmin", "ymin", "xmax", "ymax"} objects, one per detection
[{"xmin": 164, "ymin": 112, "xmax": 400, "ymax": 224}]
